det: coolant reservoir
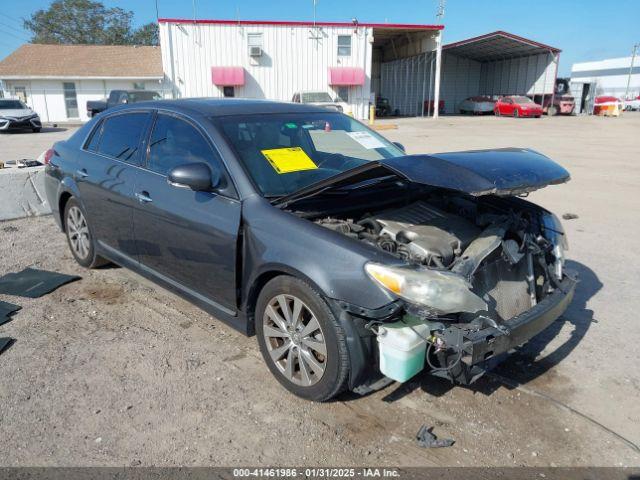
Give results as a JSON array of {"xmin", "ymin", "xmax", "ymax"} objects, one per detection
[{"xmin": 377, "ymin": 319, "xmax": 430, "ymax": 382}]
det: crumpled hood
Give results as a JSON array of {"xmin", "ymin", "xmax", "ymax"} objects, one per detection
[
  {"xmin": 275, "ymin": 148, "xmax": 570, "ymax": 208},
  {"xmin": 0, "ymin": 108, "xmax": 37, "ymax": 119},
  {"xmin": 382, "ymin": 148, "xmax": 570, "ymax": 196}
]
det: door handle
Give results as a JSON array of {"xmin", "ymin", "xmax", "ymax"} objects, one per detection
[
  {"xmin": 76, "ymin": 168, "xmax": 88, "ymax": 178},
  {"xmin": 135, "ymin": 191, "xmax": 153, "ymax": 203}
]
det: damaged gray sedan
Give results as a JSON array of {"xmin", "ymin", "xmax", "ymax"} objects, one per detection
[{"xmin": 44, "ymin": 99, "xmax": 575, "ymax": 402}]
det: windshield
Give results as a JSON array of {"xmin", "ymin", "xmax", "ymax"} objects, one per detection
[
  {"xmin": 214, "ymin": 112, "xmax": 404, "ymax": 197},
  {"xmin": 513, "ymin": 96, "xmax": 534, "ymax": 104},
  {"xmin": 0, "ymin": 100, "xmax": 26, "ymax": 110},
  {"xmin": 301, "ymin": 92, "xmax": 333, "ymax": 103},
  {"xmin": 128, "ymin": 91, "xmax": 162, "ymax": 102}
]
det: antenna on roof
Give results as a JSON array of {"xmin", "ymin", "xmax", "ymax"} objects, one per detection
[
  {"xmin": 313, "ymin": 0, "xmax": 317, "ymax": 29},
  {"xmin": 309, "ymin": 0, "xmax": 321, "ymax": 40},
  {"xmin": 436, "ymin": 0, "xmax": 446, "ymax": 21}
]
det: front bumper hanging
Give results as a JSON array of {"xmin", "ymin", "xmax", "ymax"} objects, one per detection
[{"xmin": 446, "ymin": 272, "xmax": 577, "ymax": 368}]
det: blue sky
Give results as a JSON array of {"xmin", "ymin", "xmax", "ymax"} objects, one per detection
[{"xmin": 0, "ymin": 0, "xmax": 638, "ymax": 76}]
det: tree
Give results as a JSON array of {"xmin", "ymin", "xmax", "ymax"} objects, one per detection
[
  {"xmin": 23, "ymin": 0, "xmax": 158, "ymax": 46},
  {"xmin": 130, "ymin": 23, "xmax": 159, "ymax": 46}
]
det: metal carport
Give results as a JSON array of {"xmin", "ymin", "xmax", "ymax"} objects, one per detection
[{"xmin": 440, "ymin": 31, "xmax": 561, "ymax": 114}]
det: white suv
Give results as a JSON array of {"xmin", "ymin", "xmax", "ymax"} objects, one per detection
[{"xmin": 291, "ymin": 91, "xmax": 347, "ymax": 113}]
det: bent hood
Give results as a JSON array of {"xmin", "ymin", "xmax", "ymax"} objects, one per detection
[
  {"xmin": 383, "ymin": 148, "xmax": 570, "ymax": 196},
  {"xmin": 274, "ymin": 148, "xmax": 570, "ymax": 207}
]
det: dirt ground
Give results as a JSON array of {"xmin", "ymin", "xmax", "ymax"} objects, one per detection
[{"xmin": 0, "ymin": 114, "xmax": 639, "ymax": 467}]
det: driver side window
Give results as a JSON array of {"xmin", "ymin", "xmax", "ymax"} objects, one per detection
[{"xmin": 147, "ymin": 114, "xmax": 218, "ymax": 176}]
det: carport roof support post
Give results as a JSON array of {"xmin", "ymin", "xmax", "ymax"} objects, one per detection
[{"xmin": 433, "ymin": 30, "xmax": 442, "ymax": 118}]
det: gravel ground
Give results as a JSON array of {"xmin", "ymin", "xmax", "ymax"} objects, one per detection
[{"xmin": 0, "ymin": 114, "xmax": 639, "ymax": 467}]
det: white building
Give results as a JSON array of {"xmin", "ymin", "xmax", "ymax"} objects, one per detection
[
  {"xmin": 0, "ymin": 44, "xmax": 167, "ymax": 122},
  {"xmin": 571, "ymin": 56, "xmax": 640, "ymax": 107},
  {"xmin": 159, "ymin": 20, "xmax": 563, "ymax": 119},
  {"xmin": 158, "ymin": 18, "xmax": 444, "ymax": 120}
]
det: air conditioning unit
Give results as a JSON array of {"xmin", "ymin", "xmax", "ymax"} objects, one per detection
[{"xmin": 249, "ymin": 46, "xmax": 263, "ymax": 57}]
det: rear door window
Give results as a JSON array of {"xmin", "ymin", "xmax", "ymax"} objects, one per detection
[
  {"xmin": 97, "ymin": 112, "xmax": 151, "ymax": 163},
  {"xmin": 84, "ymin": 120, "xmax": 103, "ymax": 151}
]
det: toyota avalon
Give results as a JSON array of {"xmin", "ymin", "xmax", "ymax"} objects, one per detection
[{"xmin": 44, "ymin": 99, "xmax": 575, "ymax": 401}]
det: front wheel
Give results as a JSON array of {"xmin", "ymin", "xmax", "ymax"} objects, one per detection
[
  {"xmin": 513, "ymin": 109, "xmax": 520, "ymax": 118},
  {"xmin": 64, "ymin": 198, "xmax": 108, "ymax": 268},
  {"xmin": 32, "ymin": 128, "xmax": 41, "ymax": 133},
  {"xmin": 255, "ymin": 276, "xmax": 350, "ymax": 401}
]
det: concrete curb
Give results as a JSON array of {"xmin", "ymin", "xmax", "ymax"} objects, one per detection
[{"xmin": 0, "ymin": 166, "xmax": 52, "ymax": 221}]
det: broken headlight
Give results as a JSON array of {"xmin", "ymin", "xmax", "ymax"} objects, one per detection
[
  {"xmin": 542, "ymin": 213, "xmax": 568, "ymax": 280},
  {"xmin": 365, "ymin": 263, "xmax": 487, "ymax": 314}
]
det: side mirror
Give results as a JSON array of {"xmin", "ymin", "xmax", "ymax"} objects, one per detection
[
  {"xmin": 393, "ymin": 142, "xmax": 406, "ymax": 153},
  {"xmin": 167, "ymin": 163, "xmax": 220, "ymax": 191}
]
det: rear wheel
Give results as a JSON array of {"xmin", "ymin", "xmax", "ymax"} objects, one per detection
[
  {"xmin": 548, "ymin": 105, "xmax": 557, "ymax": 116},
  {"xmin": 494, "ymin": 108, "xmax": 500, "ymax": 117},
  {"xmin": 64, "ymin": 198, "xmax": 108, "ymax": 268},
  {"xmin": 32, "ymin": 128, "xmax": 41, "ymax": 133},
  {"xmin": 255, "ymin": 276, "xmax": 350, "ymax": 401}
]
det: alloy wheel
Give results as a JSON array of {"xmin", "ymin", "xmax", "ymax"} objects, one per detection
[
  {"xmin": 67, "ymin": 206, "xmax": 91, "ymax": 260},
  {"xmin": 262, "ymin": 294, "xmax": 327, "ymax": 387}
]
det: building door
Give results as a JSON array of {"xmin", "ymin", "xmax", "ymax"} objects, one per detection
[{"xmin": 63, "ymin": 82, "xmax": 79, "ymax": 118}]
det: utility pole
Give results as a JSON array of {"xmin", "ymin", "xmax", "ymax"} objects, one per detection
[
  {"xmin": 433, "ymin": 0, "xmax": 446, "ymax": 119},
  {"xmin": 624, "ymin": 43, "xmax": 639, "ymax": 102}
]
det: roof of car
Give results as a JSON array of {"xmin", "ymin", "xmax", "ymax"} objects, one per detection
[{"xmin": 112, "ymin": 98, "xmax": 330, "ymax": 117}]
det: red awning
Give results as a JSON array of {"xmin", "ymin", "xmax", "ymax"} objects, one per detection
[
  {"xmin": 211, "ymin": 66, "xmax": 245, "ymax": 86},
  {"xmin": 328, "ymin": 67, "xmax": 365, "ymax": 86}
]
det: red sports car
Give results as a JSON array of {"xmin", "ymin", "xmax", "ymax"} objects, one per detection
[{"xmin": 494, "ymin": 96, "xmax": 543, "ymax": 118}]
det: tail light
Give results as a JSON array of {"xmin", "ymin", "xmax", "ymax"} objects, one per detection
[{"xmin": 43, "ymin": 148, "xmax": 55, "ymax": 165}]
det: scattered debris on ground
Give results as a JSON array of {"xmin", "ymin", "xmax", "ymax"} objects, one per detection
[
  {"xmin": 562, "ymin": 213, "xmax": 579, "ymax": 220},
  {"xmin": 0, "ymin": 337, "xmax": 14, "ymax": 356},
  {"xmin": 0, "ymin": 301, "xmax": 21, "ymax": 326},
  {"xmin": 416, "ymin": 425, "xmax": 455, "ymax": 448},
  {"xmin": 0, "ymin": 268, "xmax": 80, "ymax": 298}
]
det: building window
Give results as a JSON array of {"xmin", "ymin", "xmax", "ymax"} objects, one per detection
[
  {"xmin": 337, "ymin": 35, "xmax": 351, "ymax": 56},
  {"xmin": 223, "ymin": 86, "xmax": 235, "ymax": 98},
  {"xmin": 14, "ymin": 86, "xmax": 27, "ymax": 103},
  {"xmin": 248, "ymin": 33, "xmax": 263, "ymax": 48},
  {"xmin": 133, "ymin": 82, "xmax": 145, "ymax": 90},
  {"xmin": 63, "ymin": 82, "xmax": 79, "ymax": 118},
  {"xmin": 336, "ymin": 86, "xmax": 349, "ymax": 103}
]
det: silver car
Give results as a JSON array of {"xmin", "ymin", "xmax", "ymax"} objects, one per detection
[{"xmin": 0, "ymin": 99, "xmax": 42, "ymax": 132}]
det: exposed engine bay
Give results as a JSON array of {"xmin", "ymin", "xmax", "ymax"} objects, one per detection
[
  {"xmin": 311, "ymin": 192, "xmax": 570, "ymax": 386},
  {"xmin": 315, "ymin": 193, "xmax": 566, "ymax": 323}
]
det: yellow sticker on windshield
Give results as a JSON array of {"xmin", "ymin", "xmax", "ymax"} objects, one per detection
[{"xmin": 261, "ymin": 147, "xmax": 318, "ymax": 174}]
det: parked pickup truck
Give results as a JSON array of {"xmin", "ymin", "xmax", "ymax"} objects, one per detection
[{"xmin": 86, "ymin": 90, "xmax": 162, "ymax": 117}]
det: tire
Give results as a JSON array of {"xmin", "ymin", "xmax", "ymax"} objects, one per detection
[
  {"xmin": 513, "ymin": 109, "xmax": 519, "ymax": 118},
  {"xmin": 547, "ymin": 105, "xmax": 557, "ymax": 116},
  {"xmin": 32, "ymin": 128, "xmax": 41, "ymax": 133},
  {"xmin": 494, "ymin": 109, "xmax": 500, "ymax": 117},
  {"xmin": 255, "ymin": 275, "xmax": 350, "ymax": 402},
  {"xmin": 63, "ymin": 197, "xmax": 108, "ymax": 268}
]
